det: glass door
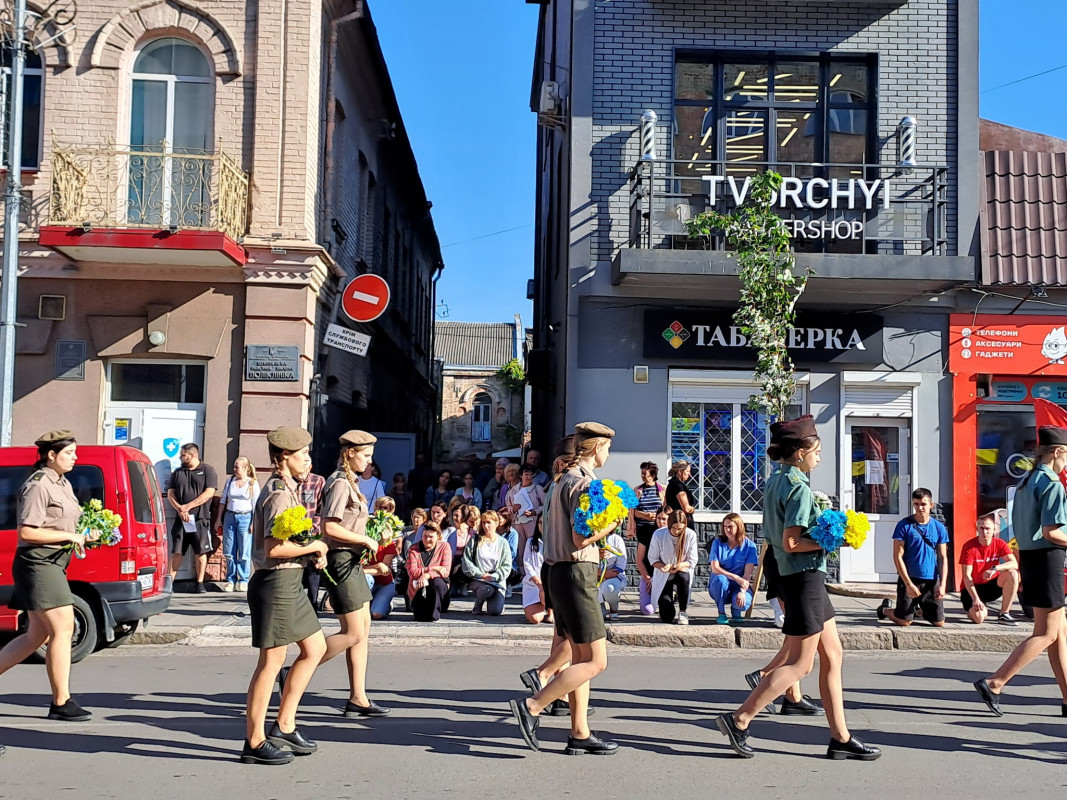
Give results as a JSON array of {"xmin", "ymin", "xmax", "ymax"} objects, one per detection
[{"xmin": 840, "ymin": 418, "xmax": 910, "ymax": 582}]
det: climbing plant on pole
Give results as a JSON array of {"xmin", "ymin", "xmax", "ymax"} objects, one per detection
[{"xmin": 684, "ymin": 171, "xmax": 807, "ymax": 419}]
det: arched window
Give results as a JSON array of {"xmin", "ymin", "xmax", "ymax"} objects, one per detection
[
  {"xmin": 128, "ymin": 39, "xmax": 214, "ymax": 227},
  {"xmin": 471, "ymin": 392, "xmax": 492, "ymax": 443},
  {"xmin": 0, "ymin": 49, "xmax": 43, "ymax": 169}
]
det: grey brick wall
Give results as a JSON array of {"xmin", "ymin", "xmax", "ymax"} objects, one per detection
[{"xmin": 590, "ymin": 0, "xmax": 960, "ymax": 263}]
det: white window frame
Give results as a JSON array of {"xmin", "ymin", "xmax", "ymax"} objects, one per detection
[
  {"xmin": 668, "ymin": 370, "xmax": 809, "ymax": 524},
  {"xmin": 129, "ymin": 39, "xmax": 215, "ymax": 223}
]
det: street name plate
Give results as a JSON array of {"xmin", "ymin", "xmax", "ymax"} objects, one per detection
[
  {"xmin": 245, "ymin": 345, "xmax": 300, "ymax": 381},
  {"xmin": 323, "ymin": 323, "xmax": 371, "ymax": 356}
]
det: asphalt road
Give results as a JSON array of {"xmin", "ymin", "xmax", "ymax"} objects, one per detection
[{"xmin": 0, "ymin": 643, "xmax": 1065, "ymax": 799}]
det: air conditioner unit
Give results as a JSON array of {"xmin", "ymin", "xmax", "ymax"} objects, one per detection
[{"xmin": 539, "ymin": 81, "xmax": 560, "ymax": 114}]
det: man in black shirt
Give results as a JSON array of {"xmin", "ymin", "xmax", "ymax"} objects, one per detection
[{"xmin": 167, "ymin": 443, "xmax": 218, "ymax": 593}]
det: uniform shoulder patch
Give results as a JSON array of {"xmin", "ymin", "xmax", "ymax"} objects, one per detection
[
  {"xmin": 787, "ymin": 471, "xmax": 803, "ymax": 486},
  {"xmin": 29, "ymin": 470, "xmax": 44, "ymax": 482},
  {"xmin": 269, "ymin": 477, "xmax": 287, "ymax": 492}
]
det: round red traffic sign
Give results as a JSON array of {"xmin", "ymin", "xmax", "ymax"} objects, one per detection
[{"xmin": 341, "ymin": 274, "xmax": 391, "ymax": 323}]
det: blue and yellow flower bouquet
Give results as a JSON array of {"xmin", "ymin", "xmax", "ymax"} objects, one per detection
[{"xmin": 573, "ymin": 479, "xmax": 639, "ymax": 539}]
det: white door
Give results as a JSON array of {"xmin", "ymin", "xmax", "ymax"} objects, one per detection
[{"xmin": 839, "ymin": 418, "xmax": 910, "ymax": 582}]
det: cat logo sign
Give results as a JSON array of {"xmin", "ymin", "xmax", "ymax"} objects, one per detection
[{"xmin": 949, "ymin": 316, "xmax": 1067, "ymax": 376}]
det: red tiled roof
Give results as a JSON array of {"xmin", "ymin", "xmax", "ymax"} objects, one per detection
[{"xmin": 981, "ymin": 149, "xmax": 1067, "ymax": 285}]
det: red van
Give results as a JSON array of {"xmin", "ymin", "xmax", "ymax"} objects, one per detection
[{"xmin": 0, "ymin": 445, "xmax": 173, "ymax": 661}]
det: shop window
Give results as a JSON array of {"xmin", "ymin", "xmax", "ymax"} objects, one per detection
[
  {"xmin": 673, "ymin": 53, "xmax": 873, "ymax": 172},
  {"xmin": 471, "ymin": 392, "xmax": 492, "ymax": 442},
  {"xmin": 0, "ymin": 49, "xmax": 43, "ymax": 169},
  {"xmin": 110, "ymin": 362, "xmax": 206, "ymax": 404},
  {"xmin": 671, "ymin": 399, "xmax": 801, "ymax": 514}
]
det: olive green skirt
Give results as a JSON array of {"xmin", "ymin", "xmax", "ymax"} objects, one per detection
[
  {"xmin": 325, "ymin": 549, "xmax": 371, "ymax": 615},
  {"xmin": 247, "ymin": 567, "xmax": 321, "ymax": 649},
  {"xmin": 10, "ymin": 546, "xmax": 73, "ymax": 611}
]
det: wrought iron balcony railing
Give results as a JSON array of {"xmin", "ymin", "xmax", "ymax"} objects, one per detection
[
  {"xmin": 48, "ymin": 141, "xmax": 250, "ymax": 241},
  {"xmin": 627, "ymin": 159, "xmax": 950, "ymax": 257}
]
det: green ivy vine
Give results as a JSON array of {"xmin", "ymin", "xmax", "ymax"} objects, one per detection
[
  {"xmin": 684, "ymin": 171, "xmax": 808, "ymax": 419},
  {"xmin": 496, "ymin": 358, "xmax": 526, "ymax": 392}
]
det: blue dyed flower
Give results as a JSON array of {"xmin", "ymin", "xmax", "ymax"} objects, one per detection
[{"xmin": 810, "ymin": 509, "xmax": 847, "ymax": 552}]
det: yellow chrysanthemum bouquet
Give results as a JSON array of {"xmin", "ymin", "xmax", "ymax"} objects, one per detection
[{"xmin": 271, "ymin": 505, "xmax": 335, "ymax": 583}]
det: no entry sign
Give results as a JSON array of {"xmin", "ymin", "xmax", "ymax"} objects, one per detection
[{"xmin": 341, "ymin": 274, "xmax": 391, "ymax": 323}]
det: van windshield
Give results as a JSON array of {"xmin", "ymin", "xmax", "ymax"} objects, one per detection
[{"xmin": 0, "ymin": 465, "xmax": 105, "ymax": 530}]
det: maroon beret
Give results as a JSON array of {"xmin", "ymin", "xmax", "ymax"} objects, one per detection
[{"xmin": 770, "ymin": 414, "xmax": 818, "ymax": 447}]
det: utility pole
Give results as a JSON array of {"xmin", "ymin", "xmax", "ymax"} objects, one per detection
[{"xmin": 0, "ymin": 0, "xmax": 26, "ymax": 445}]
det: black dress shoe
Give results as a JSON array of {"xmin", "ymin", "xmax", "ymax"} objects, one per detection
[
  {"xmin": 520, "ymin": 668, "xmax": 542, "ymax": 694},
  {"xmin": 508, "ymin": 696, "xmax": 540, "ymax": 752},
  {"xmin": 240, "ymin": 739, "xmax": 294, "ymax": 765},
  {"xmin": 546, "ymin": 699, "xmax": 595, "ymax": 717},
  {"xmin": 267, "ymin": 722, "xmax": 317, "ymax": 755},
  {"xmin": 47, "ymin": 699, "xmax": 91, "ymax": 721},
  {"xmin": 744, "ymin": 670, "xmax": 762, "ymax": 691},
  {"xmin": 344, "ymin": 701, "xmax": 391, "ymax": 718},
  {"xmin": 564, "ymin": 731, "xmax": 618, "ymax": 755},
  {"xmin": 780, "ymin": 695, "xmax": 825, "ymax": 716},
  {"xmin": 827, "ymin": 735, "xmax": 881, "ymax": 761},
  {"xmin": 277, "ymin": 666, "xmax": 290, "ymax": 695},
  {"xmin": 974, "ymin": 678, "xmax": 1003, "ymax": 716},
  {"xmin": 717, "ymin": 713, "xmax": 754, "ymax": 758},
  {"xmin": 876, "ymin": 598, "xmax": 890, "ymax": 621},
  {"xmin": 1062, "ymin": 703, "xmax": 1067, "ymax": 717}
]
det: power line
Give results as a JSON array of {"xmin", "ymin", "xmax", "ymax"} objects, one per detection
[
  {"xmin": 982, "ymin": 62, "xmax": 1067, "ymax": 94},
  {"xmin": 441, "ymin": 223, "xmax": 533, "ymax": 249}
]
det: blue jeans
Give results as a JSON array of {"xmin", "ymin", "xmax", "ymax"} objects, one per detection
[
  {"xmin": 223, "ymin": 511, "xmax": 252, "ymax": 582},
  {"xmin": 369, "ymin": 578, "xmax": 396, "ymax": 619},
  {"xmin": 470, "ymin": 579, "xmax": 505, "ymax": 616},
  {"xmin": 709, "ymin": 574, "xmax": 753, "ymax": 617}
]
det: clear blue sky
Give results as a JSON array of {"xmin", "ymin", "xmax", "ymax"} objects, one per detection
[{"xmin": 372, "ymin": 0, "xmax": 1066, "ymax": 325}]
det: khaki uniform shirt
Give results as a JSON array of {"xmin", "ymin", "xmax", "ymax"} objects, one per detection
[
  {"xmin": 543, "ymin": 464, "xmax": 599, "ymax": 565},
  {"xmin": 321, "ymin": 469, "xmax": 368, "ymax": 550},
  {"xmin": 762, "ymin": 465, "xmax": 825, "ymax": 576},
  {"xmin": 252, "ymin": 472, "xmax": 304, "ymax": 571},
  {"xmin": 17, "ymin": 466, "xmax": 81, "ymax": 548}
]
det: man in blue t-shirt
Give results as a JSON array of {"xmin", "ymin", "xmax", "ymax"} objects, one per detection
[{"xmin": 877, "ymin": 488, "xmax": 950, "ymax": 627}]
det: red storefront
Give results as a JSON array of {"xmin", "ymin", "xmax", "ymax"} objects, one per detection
[{"xmin": 950, "ymin": 314, "xmax": 1067, "ymax": 582}]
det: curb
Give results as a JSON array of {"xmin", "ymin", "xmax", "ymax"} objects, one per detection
[
  {"xmin": 826, "ymin": 583, "xmax": 895, "ymax": 599},
  {"xmin": 132, "ymin": 621, "xmax": 1030, "ymax": 652}
]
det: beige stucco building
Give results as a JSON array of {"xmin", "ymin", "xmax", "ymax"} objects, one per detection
[{"xmin": 2, "ymin": 0, "xmax": 442, "ymax": 482}]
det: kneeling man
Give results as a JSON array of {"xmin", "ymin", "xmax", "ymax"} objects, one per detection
[
  {"xmin": 959, "ymin": 513, "xmax": 1020, "ymax": 626},
  {"xmin": 877, "ymin": 488, "xmax": 949, "ymax": 627}
]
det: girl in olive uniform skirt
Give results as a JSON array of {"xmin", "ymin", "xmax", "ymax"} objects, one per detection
[
  {"xmin": 0, "ymin": 430, "xmax": 92, "ymax": 725},
  {"xmin": 509, "ymin": 422, "xmax": 619, "ymax": 756},
  {"xmin": 974, "ymin": 425, "xmax": 1067, "ymax": 716},
  {"xmin": 314, "ymin": 430, "xmax": 390, "ymax": 717},
  {"xmin": 242, "ymin": 427, "xmax": 328, "ymax": 766},
  {"xmin": 717, "ymin": 416, "xmax": 880, "ymax": 761}
]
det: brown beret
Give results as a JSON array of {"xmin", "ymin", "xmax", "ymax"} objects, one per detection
[
  {"xmin": 770, "ymin": 415, "xmax": 818, "ymax": 447},
  {"xmin": 35, "ymin": 429, "xmax": 75, "ymax": 448},
  {"xmin": 266, "ymin": 426, "xmax": 312, "ymax": 451},
  {"xmin": 554, "ymin": 435, "xmax": 576, "ymax": 458},
  {"xmin": 574, "ymin": 421, "xmax": 615, "ymax": 440},
  {"xmin": 1039, "ymin": 426, "xmax": 1067, "ymax": 447},
  {"xmin": 339, "ymin": 430, "xmax": 377, "ymax": 448}
]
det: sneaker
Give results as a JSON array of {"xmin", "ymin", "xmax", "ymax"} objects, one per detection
[
  {"xmin": 47, "ymin": 699, "xmax": 92, "ymax": 722},
  {"xmin": 997, "ymin": 612, "xmax": 1019, "ymax": 627},
  {"xmin": 677, "ymin": 612, "xmax": 689, "ymax": 626},
  {"xmin": 716, "ymin": 613, "xmax": 729, "ymax": 625},
  {"xmin": 237, "ymin": 581, "xmax": 248, "ymax": 591},
  {"xmin": 769, "ymin": 597, "xmax": 785, "ymax": 628},
  {"xmin": 195, "ymin": 582, "xmax": 207, "ymax": 594},
  {"xmin": 223, "ymin": 582, "xmax": 235, "ymax": 593},
  {"xmin": 608, "ymin": 612, "xmax": 620, "ymax": 621}
]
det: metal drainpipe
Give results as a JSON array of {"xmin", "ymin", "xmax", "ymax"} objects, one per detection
[{"xmin": 322, "ymin": 1, "xmax": 364, "ymax": 242}]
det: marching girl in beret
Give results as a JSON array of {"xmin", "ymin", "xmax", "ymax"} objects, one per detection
[
  {"xmin": 974, "ymin": 425, "xmax": 1067, "ymax": 716},
  {"xmin": 313, "ymin": 430, "xmax": 391, "ymax": 717},
  {"xmin": 0, "ymin": 430, "xmax": 93, "ymax": 731},
  {"xmin": 718, "ymin": 416, "xmax": 880, "ymax": 761},
  {"xmin": 242, "ymin": 427, "xmax": 327, "ymax": 765}
]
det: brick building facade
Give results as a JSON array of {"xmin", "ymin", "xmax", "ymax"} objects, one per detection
[
  {"xmin": 527, "ymin": 0, "xmax": 980, "ymax": 582},
  {"xmin": 2, "ymin": 0, "xmax": 441, "ymax": 485}
]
